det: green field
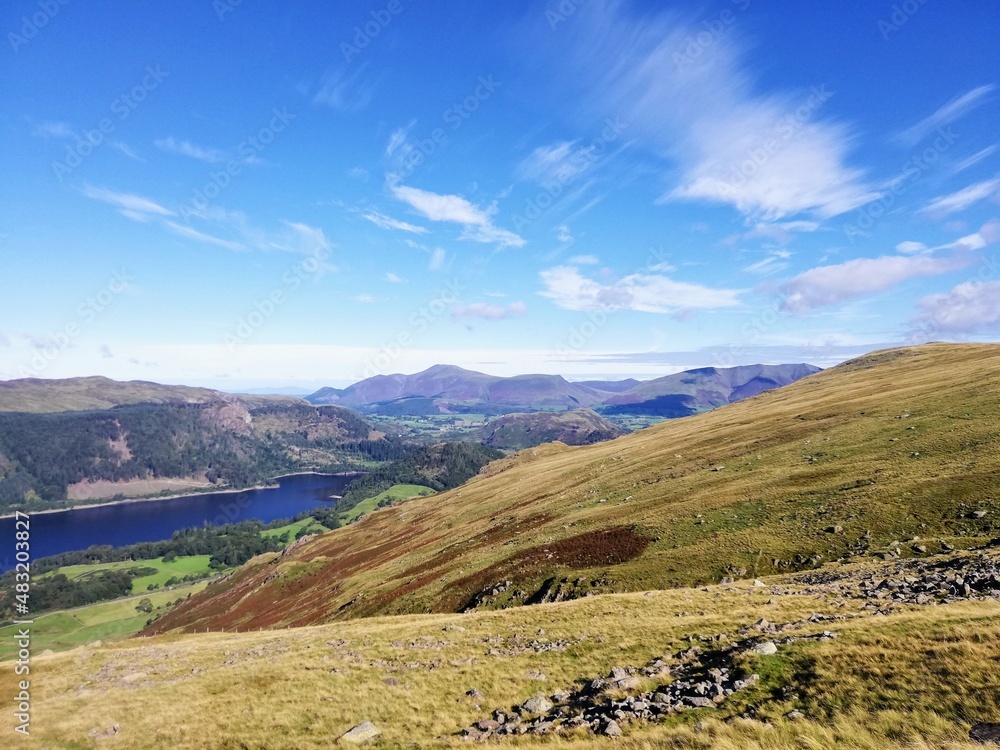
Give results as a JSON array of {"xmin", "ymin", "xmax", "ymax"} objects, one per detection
[
  {"xmin": 341, "ymin": 483, "xmax": 436, "ymax": 523},
  {"xmin": 45, "ymin": 555, "xmax": 215, "ymax": 594},
  {"xmin": 260, "ymin": 518, "xmax": 329, "ymax": 542},
  {"xmin": 0, "ymin": 581, "xmax": 208, "ymax": 660}
]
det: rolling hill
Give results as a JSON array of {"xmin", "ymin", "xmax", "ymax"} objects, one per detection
[
  {"xmin": 144, "ymin": 343, "xmax": 1000, "ymax": 635},
  {"xmin": 475, "ymin": 408, "xmax": 626, "ymax": 450},
  {"xmin": 0, "ymin": 375, "xmax": 304, "ymax": 413}
]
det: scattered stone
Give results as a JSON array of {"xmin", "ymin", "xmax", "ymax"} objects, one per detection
[
  {"xmin": 970, "ymin": 723, "xmax": 1000, "ymax": 743},
  {"xmin": 753, "ymin": 641, "xmax": 778, "ymax": 656},
  {"xmin": 786, "ymin": 710, "xmax": 805, "ymax": 721},
  {"xmin": 526, "ymin": 670, "xmax": 547, "ymax": 681},
  {"xmin": 88, "ymin": 724, "xmax": 121, "ymax": 740},
  {"xmin": 603, "ymin": 719, "xmax": 622, "ymax": 736},
  {"xmin": 825, "ymin": 525, "xmax": 843, "ymax": 534},
  {"xmin": 974, "ymin": 511, "xmax": 989, "ymax": 519},
  {"xmin": 753, "ymin": 579, "xmax": 767, "ymax": 588},
  {"xmin": 339, "ymin": 721, "xmax": 381, "ymax": 744},
  {"xmin": 521, "ymin": 695, "xmax": 553, "ymax": 714}
]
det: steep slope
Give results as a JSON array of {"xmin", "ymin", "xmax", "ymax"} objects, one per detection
[
  {"xmin": 475, "ymin": 408, "xmax": 626, "ymax": 450},
  {"xmin": 602, "ymin": 363, "xmax": 821, "ymax": 416},
  {"xmin": 146, "ymin": 344, "xmax": 1000, "ymax": 634}
]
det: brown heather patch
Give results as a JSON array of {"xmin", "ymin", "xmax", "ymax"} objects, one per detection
[{"xmin": 440, "ymin": 526, "xmax": 651, "ymax": 611}]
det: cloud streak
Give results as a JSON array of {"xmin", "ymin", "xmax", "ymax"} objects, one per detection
[
  {"xmin": 552, "ymin": 3, "xmax": 877, "ymax": 220},
  {"xmin": 897, "ymin": 85, "xmax": 995, "ymax": 146},
  {"xmin": 539, "ymin": 265, "xmax": 741, "ymax": 313},
  {"xmin": 389, "ymin": 181, "xmax": 525, "ymax": 247}
]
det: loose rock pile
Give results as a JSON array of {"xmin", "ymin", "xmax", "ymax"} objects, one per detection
[
  {"xmin": 788, "ymin": 552, "xmax": 1000, "ymax": 608},
  {"xmin": 461, "ymin": 630, "xmax": 833, "ymax": 740}
]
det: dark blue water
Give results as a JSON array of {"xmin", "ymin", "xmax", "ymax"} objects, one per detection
[{"xmin": 0, "ymin": 473, "xmax": 355, "ymax": 572}]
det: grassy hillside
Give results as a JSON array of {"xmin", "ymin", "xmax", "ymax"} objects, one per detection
[
  {"xmin": 0, "ymin": 375, "xmax": 305, "ymax": 413},
  {"xmin": 4, "ymin": 552, "xmax": 999, "ymax": 748},
  {"xmin": 475, "ymin": 408, "xmax": 626, "ymax": 449},
  {"xmin": 146, "ymin": 344, "xmax": 1000, "ymax": 633}
]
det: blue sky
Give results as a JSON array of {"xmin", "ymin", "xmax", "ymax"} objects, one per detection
[{"xmin": 1, "ymin": 0, "xmax": 998, "ymax": 390}]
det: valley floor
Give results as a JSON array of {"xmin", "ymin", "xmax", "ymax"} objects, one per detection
[{"xmin": 3, "ymin": 548, "xmax": 999, "ymax": 749}]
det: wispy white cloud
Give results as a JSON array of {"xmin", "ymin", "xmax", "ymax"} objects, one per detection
[
  {"xmin": 915, "ymin": 280, "xmax": 1000, "ymax": 334},
  {"xmin": 354, "ymin": 294, "xmax": 377, "ymax": 304},
  {"xmin": 780, "ymin": 254, "xmax": 971, "ymax": 314},
  {"xmin": 33, "ymin": 121, "xmax": 75, "ymax": 139},
  {"xmin": 539, "ymin": 265, "xmax": 741, "ymax": 313},
  {"xmin": 385, "ymin": 272, "xmax": 404, "ymax": 283},
  {"xmin": 918, "ymin": 177, "xmax": 1000, "ymax": 218},
  {"xmin": 81, "ymin": 185, "xmax": 175, "ymax": 218},
  {"xmin": 389, "ymin": 181, "xmax": 525, "ymax": 247},
  {"xmin": 554, "ymin": 5, "xmax": 877, "ymax": 221},
  {"xmin": 953, "ymin": 145, "xmax": 997, "ymax": 174},
  {"xmin": 428, "ymin": 247, "xmax": 446, "ymax": 270},
  {"xmin": 386, "ymin": 120, "xmax": 416, "ymax": 157},
  {"xmin": 895, "ymin": 241, "xmax": 928, "ymax": 255},
  {"xmin": 312, "ymin": 64, "xmax": 374, "ymax": 112},
  {"xmin": 557, "ymin": 225, "xmax": 574, "ymax": 243},
  {"xmin": 154, "ymin": 137, "xmax": 224, "ymax": 163},
  {"xmin": 162, "ymin": 220, "xmax": 246, "ymax": 251},
  {"xmin": 742, "ymin": 251, "xmax": 792, "ymax": 277},
  {"xmin": 451, "ymin": 301, "xmax": 527, "ymax": 320},
  {"xmin": 112, "ymin": 141, "xmax": 144, "ymax": 161},
  {"xmin": 778, "ymin": 221, "xmax": 1000, "ymax": 313},
  {"xmin": 362, "ymin": 210, "xmax": 428, "ymax": 234},
  {"xmin": 744, "ymin": 221, "xmax": 820, "ymax": 245},
  {"xmin": 518, "ymin": 141, "xmax": 595, "ymax": 184},
  {"xmin": 568, "ymin": 254, "xmax": 599, "ymax": 265},
  {"xmin": 897, "ymin": 85, "xmax": 995, "ymax": 146}
]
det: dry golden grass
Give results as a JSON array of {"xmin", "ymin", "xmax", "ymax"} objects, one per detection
[{"xmin": 3, "ymin": 561, "xmax": 999, "ymax": 748}]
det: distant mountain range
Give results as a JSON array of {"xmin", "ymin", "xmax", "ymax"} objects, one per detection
[{"xmin": 306, "ymin": 363, "xmax": 821, "ymax": 417}]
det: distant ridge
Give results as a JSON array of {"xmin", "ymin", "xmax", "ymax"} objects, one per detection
[{"xmin": 306, "ymin": 363, "xmax": 821, "ymax": 417}]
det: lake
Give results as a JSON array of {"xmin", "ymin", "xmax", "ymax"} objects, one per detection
[{"xmin": 0, "ymin": 472, "xmax": 356, "ymax": 572}]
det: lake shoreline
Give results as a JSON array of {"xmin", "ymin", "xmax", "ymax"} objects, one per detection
[{"xmin": 0, "ymin": 470, "xmax": 363, "ymax": 519}]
